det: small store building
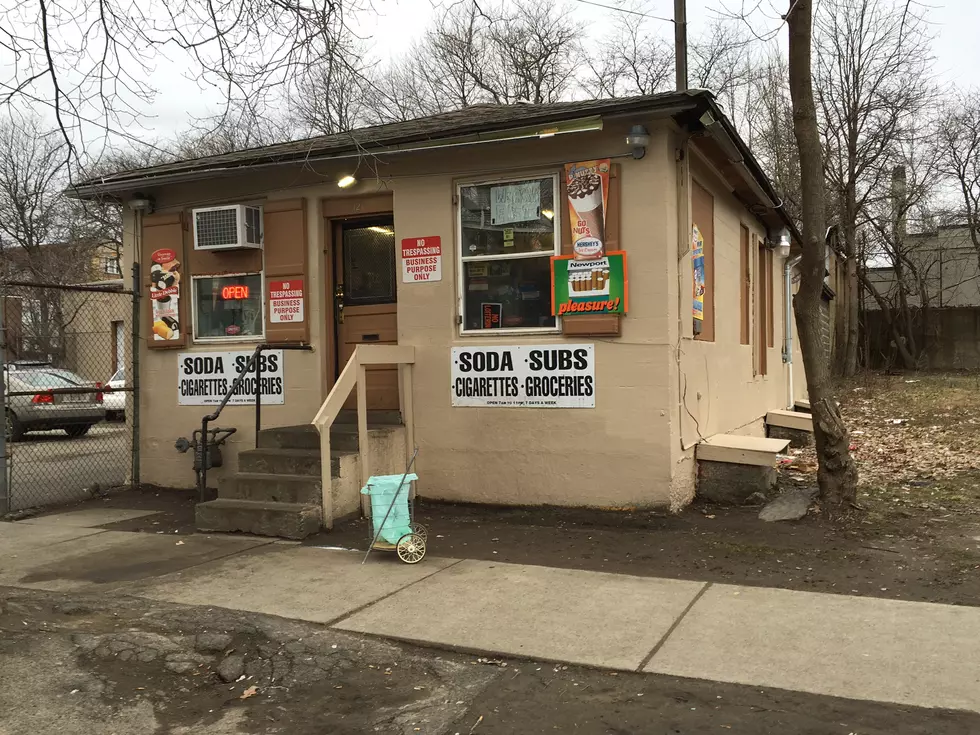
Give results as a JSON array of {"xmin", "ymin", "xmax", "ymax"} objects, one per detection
[{"xmin": 72, "ymin": 90, "xmax": 809, "ymax": 536}]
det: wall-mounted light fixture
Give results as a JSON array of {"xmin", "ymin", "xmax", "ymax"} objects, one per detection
[
  {"xmin": 541, "ymin": 209, "xmax": 555, "ymax": 220},
  {"xmin": 775, "ymin": 228, "xmax": 792, "ymax": 258},
  {"xmin": 625, "ymin": 125, "xmax": 651, "ymax": 159},
  {"xmin": 126, "ymin": 195, "xmax": 154, "ymax": 213},
  {"xmin": 337, "ymin": 174, "xmax": 357, "ymax": 188}
]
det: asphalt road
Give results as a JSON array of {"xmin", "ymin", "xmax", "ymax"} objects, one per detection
[{"xmin": 6, "ymin": 423, "xmax": 131, "ymax": 511}]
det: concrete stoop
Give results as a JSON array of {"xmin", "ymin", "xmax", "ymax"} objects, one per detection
[
  {"xmin": 695, "ymin": 434, "xmax": 790, "ymax": 505},
  {"xmin": 195, "ymin": 417, "xmax": 406, "ymax": 540}
]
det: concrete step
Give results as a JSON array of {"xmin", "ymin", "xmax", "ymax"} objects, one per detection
[
  {"xmin": 335, "ymin": 409, "xmax": 402, "ymax": 426},
  {"xmin": 219, "ymin": 473, "xmax": 322, "ymax": 505},
  {"xmin": 239, "ymin": 447, "xmax": 324, "ymax": 476},
  {"xmin": 257, "ymin": 420, "xmax": 405, "ymax": 452},
  {"xmin": 195, "ymin": 498, "xmax": 320, "ymax": 540}
]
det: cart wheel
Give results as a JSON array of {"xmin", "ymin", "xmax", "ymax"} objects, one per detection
[
  {"xmin": 410, "ymin": 523, "xmax": 428, "ymax": 541},
  {"xmin": 396, "ymin": 533, "xmax": 426, "ymax": 564}
]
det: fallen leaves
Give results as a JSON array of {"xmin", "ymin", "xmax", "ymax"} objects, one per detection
[{"xmin": 240, "ymin": 685, "xmax": 258, "ymax": 699}]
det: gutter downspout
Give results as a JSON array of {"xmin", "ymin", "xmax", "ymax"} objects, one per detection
[{"xmin": 783, "ymin": 255, "xmax": 803, "ymax": 409}]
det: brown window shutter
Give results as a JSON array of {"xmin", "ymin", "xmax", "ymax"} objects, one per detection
[
  {"xmin": 560, "ymin": 163, "xmax": 622, "ymax": 337},
  {"xmin": 142, "ymin": 212, "xmax": 187, "ymax": 349},
  {"xmin": 263, "ymin": 199, "xmax": 309, "ymax": 344}
]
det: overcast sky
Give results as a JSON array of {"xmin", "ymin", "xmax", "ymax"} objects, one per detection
[{"xmin": 75, "ymin": 0, "xmax": 980, "ymax": 144}]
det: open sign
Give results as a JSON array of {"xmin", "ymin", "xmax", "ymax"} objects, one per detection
[{"xmin": 221, "ymin": 284, "xmax": 250, "ymax": 300}]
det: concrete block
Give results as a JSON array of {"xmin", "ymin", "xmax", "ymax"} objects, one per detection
[
  {"xmin": 768, "ymin": 424, "xmax": 814, "ymax": 448},
  {"xmin": 195, "ymin": 499, "xmax": 321, "ymax": 540},
  {"xmin": 337, "ymin": 560, "xmax": 706, "ymax": 671},
  {"xmin": 134, "ymin": 546, "xmax": 458, "ymax": 624},
  {"xmin": 698, "ymin": 460, "xmax": 776, "ymax": 505},
  {"xmin": 646, "ymin": 583, "xmax": 980, "ymax": 713}
]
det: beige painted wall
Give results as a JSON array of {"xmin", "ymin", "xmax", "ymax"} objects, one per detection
[
  {"xmin": 664, "ymin": 137, "xmax": 798, "ymax": 504},
  {"xmin": 125, "ymin": 119, "xmax": 799, "ymax": 509}
]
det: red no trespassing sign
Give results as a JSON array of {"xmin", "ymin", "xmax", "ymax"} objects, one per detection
[
  {"xmin": 269, "ymin": 279, "xmax": 305, "ymax": 323},
  {"xmin": 401, "ymin": 236, "xmax": 442, "ymax": 283}
]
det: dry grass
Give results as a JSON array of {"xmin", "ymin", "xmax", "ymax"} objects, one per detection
[{"xmin": 786, "ymin": 373, "xmax": 980, "ymax": 518}]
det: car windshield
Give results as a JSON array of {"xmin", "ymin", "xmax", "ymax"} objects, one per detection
[
  {"xmin": 37, "ymin": 369, "xmax": 86, "ymax": 385},
  {"xmin": 109, "ymin": 369, "xmax": 124, "ymax": 383}
]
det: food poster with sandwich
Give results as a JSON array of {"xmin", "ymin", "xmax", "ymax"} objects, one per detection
[
  {"xmin": 692, "ymin": 224, "xmax": 705, "ymax": 321},
  {"xmin": 551, "ymin": 252, "xmax": 628, "ymax": 315},
  {"xmin": 565, "ymin": 159, "xmax": 610, "ymax": 260},
  {"xmin": 149, "ymin": 248, "xmax": 181, "ymax": 341}
]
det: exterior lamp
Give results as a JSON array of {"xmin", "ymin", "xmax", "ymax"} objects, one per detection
[
  {"xmin": 625, "ymin": 125, "xmax": 651, "ymax": 159},
  {"xmin": 541, "ymin": 209, "xmax": 554, "ymax": 220},
  {"xmin": 126, "ymin": 195, "xmax": 154, "ymax": 213},
  {"xmin": 775, "ymin": 228, "xmax": 792, "ymax": 258},
  {"xmin": 337, "ymin": 174, "xmax": 357, "ymax": 188}
]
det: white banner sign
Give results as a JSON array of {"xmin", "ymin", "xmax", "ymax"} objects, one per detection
[
  {"xmin": 178, "ymin": 350, "xmax": 285, "ymax": 406},
  {"xmin": 451, "ymin": 344, "xmax": 595, "ymax": 408}
]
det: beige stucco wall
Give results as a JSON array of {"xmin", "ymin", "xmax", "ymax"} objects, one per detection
[
  {"xmin": 125, "ymin": 118, "xmax": 799, "ymax": 509},
  {"xmin": 665, "ymin": 137, "xmax": 797, "ymax": 504}
]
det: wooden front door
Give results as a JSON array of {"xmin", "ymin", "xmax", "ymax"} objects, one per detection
[{"xmin": 333, "ymin": 218, "xmax": 399, "ymax": 410}]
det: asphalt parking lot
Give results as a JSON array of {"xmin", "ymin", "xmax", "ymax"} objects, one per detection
[{"xmin": 6, "ymin": 423, "xmax": 131, "ymax": 511}]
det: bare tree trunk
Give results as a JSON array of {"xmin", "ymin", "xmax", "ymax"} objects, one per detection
[{"xmin": 787, "ymin": 0, "xmax": 859, "ymax": 515}]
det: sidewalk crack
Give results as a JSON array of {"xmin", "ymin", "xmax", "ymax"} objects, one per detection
[{"xmin": 636, "ymin": 581, "xmax": 712, "ymax": 672}]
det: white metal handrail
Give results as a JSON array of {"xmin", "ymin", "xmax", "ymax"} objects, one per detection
[{"xmin": 311, "ymin": 344, "xmax": 416, "ymax": 529}]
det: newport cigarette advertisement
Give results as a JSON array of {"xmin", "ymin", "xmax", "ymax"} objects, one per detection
[
  {"xmin": 551, "ymin": 251, "xmax": 628, "ymax": 316},
  {"xmin": 565, "ymin": 159, "xmax": 610, "ymax": 260},
  {"xmin": 149, "ymin": 248, "xmax": 181, "ymax": 341}
]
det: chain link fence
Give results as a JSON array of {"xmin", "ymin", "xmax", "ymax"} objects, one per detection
[{"xmin": 1, "ymin": 274, "xmax": 138, "ymax": 512}]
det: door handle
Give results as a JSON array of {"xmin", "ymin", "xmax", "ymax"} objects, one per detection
[{"xmin": 335, "ymin": 284, "xmax": 345, "ymax": 324}]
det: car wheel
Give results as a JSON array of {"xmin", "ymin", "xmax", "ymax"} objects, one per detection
[
  {"xmin": 65, "ymin": 424, "xmax": 93, "ymax": 439},
  {"xmin": 5, "ymin": 410, "xmax": 23, "ymax": 442}
]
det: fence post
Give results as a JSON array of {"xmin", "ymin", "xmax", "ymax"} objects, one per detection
[
  {"xmin": 0, "ymin": 292, "xmax": 8, "ymax": 515},
  {"xmin": 131, "ymin": 261, "xmax": 141, "ymax": 489}
]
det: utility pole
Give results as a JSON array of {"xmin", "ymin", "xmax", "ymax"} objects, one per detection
[{"xmin": 674, "ymin": 0, "xmax": 688, "ymax": 90}]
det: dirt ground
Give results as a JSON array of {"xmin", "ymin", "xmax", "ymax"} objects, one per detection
[
  {"xmin": 17, "ymin": 373, "xmax": 980, "ymax": 607},
  {"xmin": 1, "ymin": 586, "xmax": 976, "ymax": 735}
]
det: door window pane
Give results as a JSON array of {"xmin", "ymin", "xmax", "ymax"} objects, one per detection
[{"xmin": 344, "ymin": 225, "xmax": 396, "ymax": 304}]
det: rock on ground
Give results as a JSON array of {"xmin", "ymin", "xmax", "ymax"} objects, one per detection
[{"xmin": 759, "ymin": 487, "xmax": 818, "ymax": 522}]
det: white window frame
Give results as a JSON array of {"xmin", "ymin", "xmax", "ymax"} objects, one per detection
[
  {"xmin": 191, "ymin": 272, "xmax": 266, "ymax": 344},
  {"xmin": 456, "ymin": 172, "xmax": 562, "ymax": 336},
  {"xmin": 102, "ymin": 256, "xmax": 121, "ymax": 275}
]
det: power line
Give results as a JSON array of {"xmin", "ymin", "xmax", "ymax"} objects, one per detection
[{"xmin": 568, "ymin": 0, "xmax": 675, "ymax": 24}]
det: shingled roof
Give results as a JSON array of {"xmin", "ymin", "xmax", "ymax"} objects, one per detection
[
  {"xmin": 72, "ymin": 91, "xmax": 716, "ymax": 194},
  {"xmin": 68, "ymin": 89, "xmax": 797, "ymax": 239}
]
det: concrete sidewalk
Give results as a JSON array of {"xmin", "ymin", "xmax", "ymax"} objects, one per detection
[{"xmin": 3, "ymin": 511, "xmax": 980, "ymax": 714}]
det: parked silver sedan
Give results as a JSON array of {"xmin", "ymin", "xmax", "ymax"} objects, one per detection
[{"xmin": 4, "ymin": 368, "xmax": 106, "ymax": 441}]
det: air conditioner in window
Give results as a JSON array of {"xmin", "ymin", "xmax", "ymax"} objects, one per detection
[{"xmin": 192, "ymin": 205, "xmax": 263, "ymax": 251}]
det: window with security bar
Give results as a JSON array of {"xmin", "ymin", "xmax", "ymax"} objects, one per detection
[{"xmin": 458, "ymin": 175, "xmax": 559, "ymax": 332}]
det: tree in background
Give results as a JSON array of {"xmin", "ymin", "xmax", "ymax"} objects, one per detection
[
  {"xmin": 814, "ymin": 0, "xmax": 934, "ymax": 377},
  {"xmin": 937, "ymin": 91, "xmax": 980, "ymax": 267},
  {"xmin": 786, "ymin": 0, "xmax": 859, "ymax": 513}
]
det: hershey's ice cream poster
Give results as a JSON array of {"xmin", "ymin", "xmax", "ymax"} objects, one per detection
[
  {"xmin": 551, "ymin": 252, "xmax": 628, "ymax": 316},
  {"xmin": 177, "ymin": 350, "xmax": 285, "ymax": 406},
  {"xmin": 565, "ymin": 159, "xmax": 610, "ymax": 260},
  {"xmin": 149, "ymin": 248, "xmax": 182, "ymax": 341},
  {"xmin": 451, "ymin": 344, "xmax": 595, "ymax": 408}
]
